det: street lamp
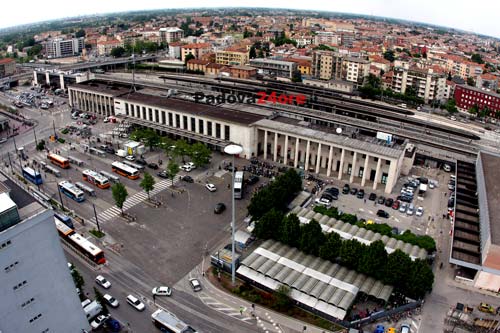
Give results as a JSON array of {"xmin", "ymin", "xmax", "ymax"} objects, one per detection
[{"xmin": 224, "ymin": 144, "xmax": 243, "ymax": 285}]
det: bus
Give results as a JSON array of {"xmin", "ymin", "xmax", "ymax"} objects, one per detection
[
  {"xmin": 68, "ymin": 155, "xmax": 84, "ymax": 166},
  {"xmin": 22, "ymin": 167, "xmax": 43, "ymax": 185},
  {"xmin": 82, "ymin": 169, "xmax": 110, "ymax": 189},
  {"xmin": 54, "ymin": 212, "xmax": 74, "ymax": 229},
  {"xmin": 58, "ymin": 181, "xmax": 85, "ymax": 202},
  {"xmin": 54, "ymin": 218, "xmax": 106, "ymax": 264},
  {"xmin": 122, "ymin": 160, "xmax": 145, "ymax": 171},
  {"xmin": 151, "ymin": 309, "xmax": 197, "ymax": 333},
  {"xmin": 234, "ymin": 171, "xmax": 244, "ymax": 199},
  {"xmin": 111, "ymin": 161, "xmax": 139, "ymax": 180},
  {"xmin": 47, "ymin": 153, "xmax": 70, "ymax": 169}
]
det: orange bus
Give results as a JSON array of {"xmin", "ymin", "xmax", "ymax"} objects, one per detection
[
  {"xmin": 82, "ymin": 169, "xmax": 110, "ymax": 189},
  {"xmin": 47, "ymin": 153, "xmax": 70, "ymax": 169},
  {"xmin": 111, "ymin": 161, "xmax": 139, "ymax": 180}
]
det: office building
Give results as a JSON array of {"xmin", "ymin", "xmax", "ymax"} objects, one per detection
[
  {"xmin": 0, "ymin": 58, "xmax": 16, "ymax": 78},
  {"xmin": 454, "ymin": 85, "xmax": 500, "ymax": 115},
  {"xmin": 0, "ymin": 176, "xmax": 90, "ymax": 332},
  {"xmin": 44, "ymin": 37, "xmax": 84, "ymax": 58},
  {"xmin": 249, "ymin": 58, "xmax": 297, "ymax": 78}
]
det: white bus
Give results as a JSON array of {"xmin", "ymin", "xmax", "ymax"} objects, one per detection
[
  {"xmin": 151, "ymin": 309, "xmax": 197, "ymax": 333},
  {"xmin": 82, "ymin": 169, "xmax": 110, "ymax": 189},
  {"xmin": 234, "ymin": 171, "xmax": 244, "ymax": 199},
  {"xmin": 111, "ymin": 161, "xmax": 139, "ymax": 180},
  {"xmin": 58, "ymin": 180, "xmax": 85, "ymax": 202}
]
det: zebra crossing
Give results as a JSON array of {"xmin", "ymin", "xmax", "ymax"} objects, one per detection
[
  {"xmin": 89, "ymin": 176, "xmax": 180, "ymax": 224},
  {"xmin": 198, "ymin": 293, "xmax": 253, "ymax": 322}
]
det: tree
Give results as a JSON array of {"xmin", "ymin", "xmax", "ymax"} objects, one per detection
[
  {"xmin": 279, "ymin": 214, "xmax": 301, "ymax": 247},
  {"xmin": 358, "ymin": 240, "xmax": 387, "ymax": 280},
  {"xmin": 243, "ymin": 28, "xmax": 253, "ymax": 38},
  {"xmin": 27, "ymin": 44, "xmax": 42, "ymax": 57},
  {"xmin": 167, "ymin": 161, "xmax": 179, "ymax": 184},
  {"xmin": 469, "ymin": 104, "xmax": 479, "ymax": 115},
  {"xmin": 249, "ymin": 46, "xmax": 257, "ymax": 59},
  {"xmin": 75, "ymin": 29, "xmax": 86, "ymax": 38},
  {"xmin": 318, "ymin": 232, "xmax": 342, "ymax": 262},
  {"xmin": 111, "ymin": 183, "xmax": 128, "ymax": 216},
  {"xmin": 445, "ymin": 99, "xmax": 458, "ymax": 114},
  {"xmin": 298, "ymin": 220, "xmax": 325, "ymax": 256},
  {"xmin": 143, "ymin": 129, "xmax": 160, "ymax": 151},
  {"xmin": 471, "ymin": 53, "xmax": 484, "ymax": 64},
  {"xmin": 184, "ymin": 53, "xmax": 195, "ymax": 65},
  {"xmin": 405, "ymin": 259, "xmax": 434, "ymax": 299},
  {"xmin": 140, "ymin": 172, "xmax": 155, "ymax": 201},
  {"xmin": 366, "ymin": 73, "xmax": 381, "ymax": 89},
  {"xmin": 110, "ymin": 46, "xmax": 125, "ymax": 58},
  {"xmin": 160, "ymin": 136, "xmax": 176, "ymax": 159},
  {"xmin": 383, "ymin": 50, "xmax": 395, "ymax": 62},
  {"xmin": 480, "ymin": 106, "xmax": 490, "ymax": 118},
  {"xmin": 291, "ymin": 70, "xmax": 302, "ymax": 83},
  {"xmin": 339, "ymin": 239, "xmax": 365, "ymax": 269},
  {"xmin": 71, "ymin": 268, "xmax": 85, "ymax": 291},
  {"xmin": 253, "ymin": 209, "xmax": 284, "ymax": 240},
  {"xmin": 382, "ymin": 249, "xmax": 412, "ymax": 288},
  {"xmin": 189, "ymin": 142, "xmax": 211, "ymax": 167},
  {"xmin": 467, "ymin": 77, "xmax": 476, "ymax": 87},
  {"xmin": 274, "ymin": 285, "xmax": 292, "ymax": 310},
  {"xmin": 93, "ymin": 287, "xmax": 109, "ymax": 315},
  {"xmin": 36, "ymin": 139, "xmax": 46, "ymax": 151},
  {"xmin": 173, "ymin": 139, "xmax": 190, "ymax": 163}
]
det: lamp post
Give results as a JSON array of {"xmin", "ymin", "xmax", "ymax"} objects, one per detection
[{"xmin": 224, "ymin": 144, "xmax": 243, "ymax": 285}]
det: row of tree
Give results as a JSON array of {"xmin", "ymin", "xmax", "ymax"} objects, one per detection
[
  {"xmin": 247, "ymin": 169, "xmax": 302, "ymax": 220},
  {"xmin": 252, "ymin": 212, "xmax": 434, "ymax": 300},
  {"xmin": 313, "ymin": 205, "xmax": 436, "ymax": 252}
]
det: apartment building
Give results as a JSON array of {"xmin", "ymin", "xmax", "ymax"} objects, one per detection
[
  {"xmin": 168, "ymin": 42, "xmax": 183, "ymax": 59},
  {"xmin": 454, "ymin": 85, "xmax": 500, "ymax": 115},
  {"xmin": 292, "ymin": 36, "xmax": 313, "ymax": 47},
  {"xmin": 97, "ymin": 39, "xmax": 123, "ymax": 56},
  {"xmin": 187, "ymin": 59, "xmax": 210, "ymax": 72},
  {"xmin": 476, "ymin": 73, "xmax": 499, "ymax": 92},
  {"xmin": 311, "ymin": 50, "xmax": 343, "ymax": 80},
  {"xmin": 314, "ymin": 31, "xmax": 340, "ymax": 46},
  {"xmin": 287, "ymin": 57, "xmax": 312, "ymax": 76},
  {"xmin": 159, "ymin": 27, "xmax": 184, "ymax": 44},
  {"xmin": 0, "ymin": 179, "xmax": 90, "ymax": 332},
  {"xmin": 215, "ymin": 47, "xmax": 249, "ymax": 66},
  {"xmin": 444, "ymin": 55, "xmax": 484, "ymax": 79},
  {"xmin": 181, "ymin": 43, "xmax": 211, "ymax": 62},
  {"xmin": 0, "ymin": 58, "xmax": 16, "ymax": 78},
  {"xmin": 44, "ymin": 37, "xmax": 84, "ymax": 58},
  {"xmin": 342, "ymin": 57, "xmax": 370, "ymax": 87},
  {"xmin": 249, "ymin": 58, "xmax": 297, "ymax": 78},
  {"xmin": 391, "ymin": 61, "xmax": 446, "ymax": 104}
]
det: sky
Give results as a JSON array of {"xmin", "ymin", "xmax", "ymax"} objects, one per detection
[{"xmin": 2, "ymin": 0, "xmax": 500, "ymax": 38}]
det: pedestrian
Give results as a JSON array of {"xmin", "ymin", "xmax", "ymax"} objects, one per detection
[
  {"xmin": 239, "ymin": 306, "xmax": 244, "ymax": 315},
  {"xmin": 364, "ymin": 198, "xmax": 366, "ymax": 204},
  {"xmin": 217, "ymin": 270, "xmax": 221, "ymax": 282}
]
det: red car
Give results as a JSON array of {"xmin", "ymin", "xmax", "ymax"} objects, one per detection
[{"xmin": 392, "ymin": 200, "xmax": 400, "ymax": 210}]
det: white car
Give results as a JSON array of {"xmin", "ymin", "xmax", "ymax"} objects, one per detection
[
  {"xmin": 400, "ymin": 324, "xmax": 411, "ymax": 333},
  {"xmin": 416, "ymin": 206, "xmax": 424, "ymax": 217},
  {"xmin": 152, "ymin": 286, "xmax": 172, "ymax": 297},
  {"xmin": 126, "ymin": 294, "xmax": 145, "ymax": 311},
  {"xmin": 180, "ymin": 164, "xmax": 193, "ymax": 172},
  {"xmin": 206, "ymin": 183, "xmax": 216, "ymax": 192},
  {"xmin": 90, "ymin": 314, "xmax": 110, "ymax": 329},
  {"xmin": 186, "ymin": 162, "xmax": 196, "ymax": 169},
  {"xmin": 189, "ymin": 278, "xmax": 202, "ymax": 292},
  {"xmin": 125, "ymin": 155, "xmax": 135, "ymax": 161},
  {"xmin": 95, "ymin": 275, "xmax": 111, "ymax": 289},
  {"xmin": 314, "ymin": 197, "xmax": 331, "ymax": 207},
  {"xmin": 406, "ymin": 204, "xmax": 415, "ymax": 216},
  {"xmin": 0, "ymin": 138, "xmax": 7, "ymax": 144},
  {"xmin": 103, "ymin": 293, "xmax": 119, "ymax": 307}
]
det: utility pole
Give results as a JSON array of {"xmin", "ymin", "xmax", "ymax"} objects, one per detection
[
  {"xmin": 52, "ymin": 119, "xmax": 57, "ymax": 139},
  {"xmin": 93, "ymin": 203, "xmax": 101, "ymax": 233},
  {"xmin": 57, "ymin": 183, "xmax": 65, "ymax": 211},
  {"xmin": 7, "ymin": 152, "xmax": 13, "ymax": 172},
  {"xmin": 33, "ymin": 126, "xmax": 38, "ymax": 147}
]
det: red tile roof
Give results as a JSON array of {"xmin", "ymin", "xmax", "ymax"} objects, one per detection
[{"xmin": 0, "ymin": 58, "xmax": 15, "ymax": 64}]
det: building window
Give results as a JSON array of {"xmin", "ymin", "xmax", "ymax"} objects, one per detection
[
  {"xmin": 136, "ymin": 105, "xmax": 140, "ymax": 116},
  {"xmin": 381, "ymin": 172, "xmax": 388, "ymax": 184},
  {"xmin": 191, "ymin": 117, "xmax": 196, "ymax": 132},
  {"xmin": 385, "ymin": 160, "xmax": 390, "ymax": 165},
  {"xmin": 29, "ymin": 313, "xmax": 42, "ymax": 323},
  {"xmin": 1, "ymin": 240, "xmax": 11, "ymax": 249},
  {"xmin": 183, "ymin": 116, "xmax": 188, "ymax": 130},
  {"xmin": 198, "ymin": 119, "xmax": 204, "ymax": 134},
  {"xmin": 148, "ymin": 108, "xmax": 153, "ymax": 121},
  {"xmin": 374, "ymin": 157, "xmax": 379, "ymax": 162},
  {"xmin": 224, "ymin": 125, "xmax": 230, "ymax": 140},
  {"xmin": 125, "ymin": 103, "xmax": 129, "ymax": 116},
  {"xmin": 161, "ymin": 111, "xmax": 166, "ymax": 125},
  {"xmin": 155, "ymin": 109, "xmax": 159, "ymax": 123},
  {"xmin": 168, "ymin": 113, "xmax": 173, "ymax": 126},
  {"xmin": 4, "ymin": 260, "xmax": 19, "ymax": 273},
  {"xmin": 215, "ymin": 123, "xmax": 221, "ymax": 138},
  {"xmin": 207, "ymin": 121, "xmax": 212, "ymax": 136},
  {"xmin": 13, "ymin": 280, "xmax": 27, "ymax": 291},
  {"xmin": 175, "ymin": 114, "xmax": 180, "ymax": 128},
  {"xmin": 21, "ymin": 297, "xmax": 35, "ymax": 308}
]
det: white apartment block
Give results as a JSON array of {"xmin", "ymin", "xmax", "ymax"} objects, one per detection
[
  {"xmin": 314, "ymin": 31, "xmax": 340, "ymax": 46},
  {"xmin": 159, "ymin": 27, "xmax": 184, "ymax": 44},
  {"xmin": 392, "ymin": 61, "xmax": 446, "ymax": 103},
  {"xmin": 342, "ymin": 57, "xmax": 370, "ymax": 87},
  {"xmin": 0, "ymin": 184, "xmax": 89, "ymax": 333},
  {"xmin": 45, "ymin": 37, "xmax": 84, "ymax": 58}
]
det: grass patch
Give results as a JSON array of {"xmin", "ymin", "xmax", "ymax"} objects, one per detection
[{"xmin": 89, "ymin": 229, "xmax": 105, "ymax": 238}]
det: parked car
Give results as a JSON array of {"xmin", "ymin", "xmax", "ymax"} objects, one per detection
[
  {"xmin": 478, "ymin": 302, "xmax": 495, "ymax": 314},
  {"xmin": 368, "ymin": 192, "xmax": 377, "ymax": 201},
  {"xmin": 206, "ymin": 183, "xmax": 217, "ymax": 192},
  {"xmin": 342, "ymin": 184, "xmax": 350, "ymax": 194},
  {"xmin": 400, "ymin": 324, "xmax": 411, "ymax": 333},
  {"xmin": 357, "ymin": 189, "xmax": 365, "ymax": 199},
  {"xmin": 392, "ymin": 200, "xmax": 400, "ymax": 210},
  {"xmin": 181, "ymin": 175, "xmax": 194, "ymax": 183},
  {"xmin": 126, "ymin": 295, "xmax": 145, "ymax": 311},
  {"xmin": 91, "ymin": 314, "xmax": 110, "ymax": 329},
  {"xmin": 189, "ymin": 278, "xmax": 202, "ymax": 292},
  {"xmin": 104, "ymin": 318, "xmax": 121, "ymax": 332},
  {"xmin": 246, "ymin": 175, "xmax": 259, "ymax": 185},
  {"xmin": 148, "ymin": 163, "xmax": 159, "ymax": 170},
  {"xmin": 152, "ymin": 286, "xmax": 172, "ymax": 297},
  {"xmin": 136, "ymin": 159, "xmax": 147, "ymax": 166},
  {"xmin": 157, "ymin": 170, "xmax": 168, "ymax": 178},
  {"xmin": 180, "ymin": 164, "xmax": 193, "ymax": 172},
  {"xmin": 416, "ymin": 206, "xmax": 424, "ymax": 217},
  {"xmin": 325, "ymin": 187, "xmax": 339, "ymax": 196},
  {"xmin": 103, "ymin": 294, "xmax": 119, "ymax": 308},
  {"xmin": 377, "ymin": 196, "xmax": 385, "ymax": 204},
  {"xmin": 125, "ymin": 155, "xmax": 135, "ymax": 161},
  {"xmin": 377, "ymin": 210, "xmax": 389, "ymax": 218},
  {"xmin": 385, "ymin": 198, "xmax": 394, "ymax": 207},
  {"xmin": 95, "ymin": 275, "xmax": 111, "ymax": 289},
  {"xmin": 214, "ymin": 203, "xmax": 226, "ymax": 214},
  {"xmin": 321, "ymin": 192, "xmax": 337, "ymax": 201},
  {"xmin": 406, "ymin": 204, "xmax": 415, "ymax": 216},
  {"xmin": 315, "ymin": 197, "xmax": 331, "ymax": 207},
  {"xmin": 0, "ymin": 138, "xmax": 8, "ymax": 144},
  {"xmin": 399, "ymin": 202, "xmax": 408, "ymax": 213}
]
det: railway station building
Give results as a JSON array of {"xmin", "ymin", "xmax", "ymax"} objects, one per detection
[{"xmin": 68, "ymin": 80, "xmax": 407, "ymax": 193}]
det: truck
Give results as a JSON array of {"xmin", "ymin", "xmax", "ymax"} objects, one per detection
[
  {"xmin": 83, "ymin": 300, "xmax": 103, "ymax": 320},
  {"xmin": 115, "ymin": 149, "xmax": 127, "ymax": 158},
  {"xmin": 418, "ymin": 183, "xmax": 427, "ymax": 199}
]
